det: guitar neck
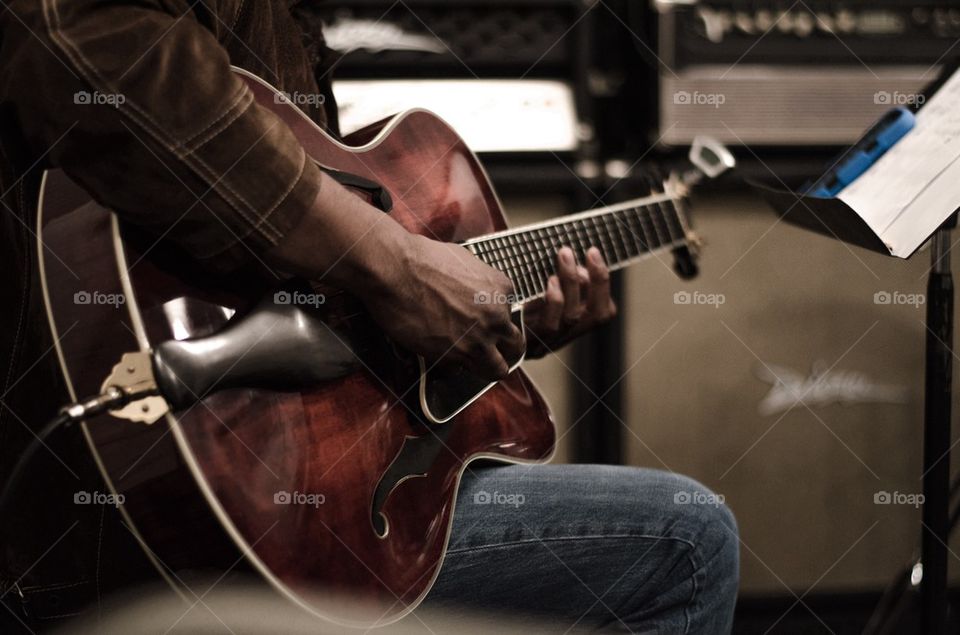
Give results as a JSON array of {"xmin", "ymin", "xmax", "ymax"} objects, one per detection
[{"xmin": 463, "ymin": 189, "xmax": 690, "ymax": 304}]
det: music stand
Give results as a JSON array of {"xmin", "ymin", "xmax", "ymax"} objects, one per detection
[
  {"xmin": 920, "ymin": 215, "xmax": 955, "ymax": 634},
  {"xmin": 747, "ymin": 185, "xmax": 957, "ymax": 634}
]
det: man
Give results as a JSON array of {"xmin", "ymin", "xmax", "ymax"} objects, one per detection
[{"xmin": 0, "ymin": 1, "xmax": 738, "ymax": 632}]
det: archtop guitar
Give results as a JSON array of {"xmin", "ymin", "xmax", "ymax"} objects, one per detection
[{"xmin": 36, "ymin": 68, "xmax": 733, "ymax": 626}]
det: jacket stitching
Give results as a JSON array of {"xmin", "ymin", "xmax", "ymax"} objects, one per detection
[
  {"xmin": 182, "ymin": 85, "xmax": 251, "ymax": 150},
  {"xmin": 42, "ymin": 0, "xmax": 286, "ymax": 243}
]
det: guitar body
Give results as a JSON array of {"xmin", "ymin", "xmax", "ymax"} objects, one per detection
[{"xmin": 37, "ymin": 68, "xmax": 554, "ymax": 625}]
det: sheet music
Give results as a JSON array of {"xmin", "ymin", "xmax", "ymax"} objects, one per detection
[{"xmin": 837, "ymin": 69, "xmax": 960, "ymax": 257}]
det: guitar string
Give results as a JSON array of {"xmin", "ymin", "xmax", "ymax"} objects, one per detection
[
  {"xmin": 469, "ymin": 200, "xmax": 685, "ymax": 298},
  {"xmin": 472, "ymin": 200, "xmax": 679, "ymax": 274},
  {"xmin": 473, "ymin": 204, "xmax": 679, "ymax": 298}
]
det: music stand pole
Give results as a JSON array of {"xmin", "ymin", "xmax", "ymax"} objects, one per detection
[{"xmin": 921, "ymin": 224, "xmax": 954, "ymax": 634}]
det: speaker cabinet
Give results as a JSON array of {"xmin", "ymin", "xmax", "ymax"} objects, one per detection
[{"xmin": 623, "ymin": 189, "xmax": 960, "ymax": 594}]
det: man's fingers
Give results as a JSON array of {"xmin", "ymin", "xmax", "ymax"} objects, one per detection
[
  {"xmin": 540, "ymin": 276, "xmax": 564, "ymax": 333},
  {"xmin": 475, "ymin": 343, "xmax": 511, "ymax": 381},
  {"xmin": 497, "ymin": 323, "xmax": 526, "ymax": 365},
  {"xmin": 557, "ymin": 247, "xmax": 583, "ymax": 321},
  {"xmin": 585, "ymin": 247, "xmax": 614, "ymax": 319}
]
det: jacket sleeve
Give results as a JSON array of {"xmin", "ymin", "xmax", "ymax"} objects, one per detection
[{"xmin": 0, "ymin": 0, "xmax": 323, "ymax": 271}]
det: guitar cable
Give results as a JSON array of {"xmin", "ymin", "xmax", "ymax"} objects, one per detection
[{"xmin": 0, "ymin": 383, "xmax": 157, "ymax": 527}]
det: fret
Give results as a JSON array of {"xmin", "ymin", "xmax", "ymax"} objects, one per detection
[
  {"xmin": 629, "ymin": 208, "xmax": 646, "ymax": 255},
  {"xmin": 489, "ymin": 237, "xmax": 504, "ymax": 271},
  {"xmin": 599, "ymin": 215, "xmax": 619, "ymax": 264},
  {"xmin": 496, "ymin": 237, "xmax": 519, "ymax": 286},
  {"xmin": 501, "ymin": 236, "xmax": 520, "ymax": 280},
  {"xmin": 533, "ymin": 228, "xmax": 555, "ymax": 292},
  {"xmin": 662, "ymin": 198, "xmax": 687, "ymax": 243},
  {"xmin": 611, "ymin": 209, "xmax": 639, "ymax": 259},
  {"xmin": 572, "ymin": 219, "xmax": 589, "ymax": 258},
  {"xmin": 654, "ymin": 199, "xmax": 680, "ymax": 245},
  {"xmin": 492, "ymin": 240, "xmax": 509, "ymax": 272},
  {"xmin": 530, "ymin": 227, "xmax": 547, "ymax": 270},
  {"xmin": 547, "ymin": 225, "xmax": 570, "ymax": 273},
  {"xmin": 506, "ymin": 235, "xmax": 529, "ymax": 299},
  {"xmin": 624, "ymin": 206, "xmax": 649, "ymax": 254},
  {"xmin": 534, "ymin": 228, "xmax": 553, "ymax": 285},
  {"xmin": 517, "ymin": 233, "xmax": 537, "ymax": 299},
  {"xmin": 588, "ymin": 215, "xmax": 611, "ymax": 264},
  {"xmin": 646, "ymin": 202, "xmax": 670, "ymax": 247},
  {"xmin": 475, "ymin": 237, "xmax": 490, "ymax": 265},
  {"xmin": 484, "ymin": 237, "xmax": 498, "ymax": 268},
  {"xmin": 640, "ymin": 206, "xmax": 657, "ymax": 251},
  {"xmin": 580, "ymin": 218, "xmax": 598, "ymax": 260},
  {"xmin": 462, "ymin": 190, "xmax": 689, "ymax": 304},
  {"xmin": 521, "ymin": 233, "xmax": 543, "ymax": 296},
  {"xmin": 603, "ymin": 214, "xmax": 627, "ymax": 265},
  {"xmin": 568, "ymin": 220, "xmax": 588, "ymax": 263},
  {"xmin": 543, "ymin": 225, "xmax": 558, "ymax": 258},
  {"xmin": 551, "ymin": 224, "xmax": 566, "ymax": 258}
]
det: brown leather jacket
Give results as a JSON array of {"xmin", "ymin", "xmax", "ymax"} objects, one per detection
[{"xmin": 0, "ymin": 0, "xmax": 335, "ymax": 626}]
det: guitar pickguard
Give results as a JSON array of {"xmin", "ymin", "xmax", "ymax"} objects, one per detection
[{"xmin": 419, "ymin": 306, "xmax": 525, "ymax": 423}]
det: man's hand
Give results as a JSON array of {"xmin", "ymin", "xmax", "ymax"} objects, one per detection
[
  {"xmin": 268, "ymin": 175, "xmax": 607, "ymax": 376},
  {"xmin": 267, "ymin": 176, "xmax": 523, "ymax": 381},
  {"xmin": 364, "ymin": 233, "xmax": 524, "ymax": 381},
  {"xmin": 523, "ymin": 246, "xmax": 617, "ymax": 358}
]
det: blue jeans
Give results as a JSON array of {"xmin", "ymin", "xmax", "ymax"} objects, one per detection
[{"xmin": 425, "ymin": 465, "xmax": 739, "ymax": 634}]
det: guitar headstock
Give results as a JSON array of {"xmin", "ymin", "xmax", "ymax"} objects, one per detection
[
  {"xmin": 673, "ymin": 136, "xmax": 736, "ymax": 195},
  {"xmin": 662, "ymin": 137, "xmax": 734, "ymax": 279}
]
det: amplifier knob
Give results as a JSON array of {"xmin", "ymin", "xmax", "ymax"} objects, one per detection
[
  {"xmin": 835, "ymin": 9, "xmax": 856, "ymax": 33},
  {"xmin": 754, "ymin": 9, "xmax": 774, "ymax": 31},
  {"xmin": 734, "ymin": 11, "xmax": 754, "ymax": 34},
  {"xmin": 933, "ymin": 9, "xmax": 949, "ymax": 36},
  {"xmin": 696, "ymin": 7, "xmax": 730, "ymax": 43},
  {"xmin": 776, "ymin": 11, "xmax": 795, "ymax": 34},
  {"xmin": 794, "ymin": 11, "xmax": 814, "ymax": 37},
  {"xmin": 815, "ymin": 13, "xmax": 835, "ymax": 33}
]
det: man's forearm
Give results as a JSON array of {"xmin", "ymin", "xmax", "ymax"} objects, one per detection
[
  {"xmin": 266, "ymin": 171, "xmax": 411, "ymax": 292},
  {"xmin": 1, "ymin": 0, "xmax": 323, "ymax": 271}
]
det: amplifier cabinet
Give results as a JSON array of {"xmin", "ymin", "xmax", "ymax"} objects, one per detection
[
  {"xmin": 623, "ymin": 190, "xmax": 960, "ymax": 592},
  {"xmin": 655, "ymin": 1, "xmax": 960, "ymax": 146}
]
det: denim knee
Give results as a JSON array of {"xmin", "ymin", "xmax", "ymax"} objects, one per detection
[{"xmin": 660, "ymin": 473, "xmax": 739, "ymax": 579}]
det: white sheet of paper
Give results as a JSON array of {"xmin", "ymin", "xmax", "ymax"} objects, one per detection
[
  {"xmin": 837, "ymin": 70, "xmax": 960, "ymax": 257},
  {"xmin": 333, "ymin": 79, "xmax": 579, "ymax": 153}
]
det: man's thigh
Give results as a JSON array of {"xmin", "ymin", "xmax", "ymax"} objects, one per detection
[{"xmin": 422, "ymin": 464, "xmax": 738, "ymax": 633}]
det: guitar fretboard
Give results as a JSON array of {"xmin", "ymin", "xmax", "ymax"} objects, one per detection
[{"xmin": 463, "ymin": 191, "xmax": 688, "ymax": 303}]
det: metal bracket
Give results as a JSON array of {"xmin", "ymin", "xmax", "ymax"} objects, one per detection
[{"xmin": 100, "ymin": 351, "xmax": 168, "ymax": 424}]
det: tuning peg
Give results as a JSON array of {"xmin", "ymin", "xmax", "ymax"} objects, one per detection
[{"xmin": 689, "ymin": 136, "xmax": 735, "ymax": 178}]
